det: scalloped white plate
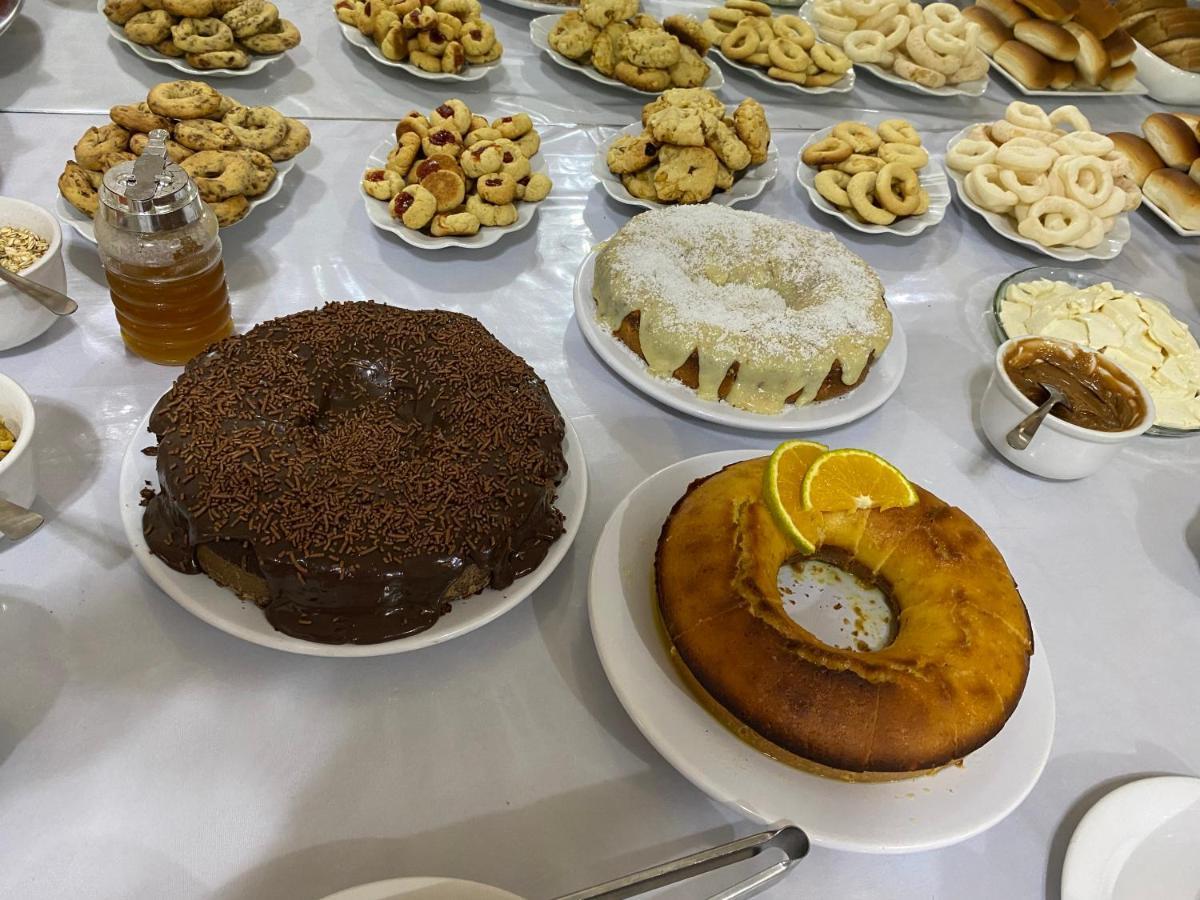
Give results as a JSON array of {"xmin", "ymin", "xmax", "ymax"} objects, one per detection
[
  {"xmin": 322, "ymin": 878, "xmax": 523, "ymax": 900},
  {"xmin": 589, "ymin": 448, "xmax": 1055, "ymax": 852},
  {"xmin": 57, "ymin": 157, "xmax": 297, "ymax": 245},
  {"xmin": 986, "ymin": 56, "xmax": 1149, "ymax": 97},
  {"xmin": 592, "ymin": 121, "xmax": 779, "ymax": 210},
  {"xmin": 573, "ymin": 249, "xmax": 907, "ymax": 432},
  {"xmin": 99, "ymin": 0, "xmax": 281, "ymax": 77},
  {"xmin": 361, "ymin": 135, "xmax": 546, "ymax": 250},
  {"xmin": 489, "ymin": 0, "xmax": 576, "ymax": 13},
  {"xmin": 796, "ymin": 127, "xmax": 949, "ymax": 237},
  {"xmin": 799, "ymin": 5, "xmax": 987, "ymax": 97},
  {"xmin": 337, "ymin": 19, "xmax": 499, "ymax": 81},
  {"xmin": 530, "ymin": 14, "xmax": 725, "ymax": 94},
  {"xmin": 944, "ymin": 126, "xmax": 1131, "ymax": 262},
  {"xmin": 711, "ymin": 46, "xmax": 854, "ymax": 94},
  {"xmin": 1141, "ymin": 194, "xmax": 1200, "ymax": 238},
  {"xmin": 120, "ymin": 403, "xmax": 586, "ymax": 658}
]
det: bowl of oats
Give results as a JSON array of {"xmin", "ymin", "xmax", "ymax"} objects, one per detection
[
  {"xmin": 0, "ymin": 372, "xmax": 35, "ymax": 509},
  {"xmin": 0, "ymin": 197, "xmax": 66, "ymax": 352}
]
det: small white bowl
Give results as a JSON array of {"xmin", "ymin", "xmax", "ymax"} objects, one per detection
[
  {"xmin": 1132, "ymin": 40, "xmax": 1200, "ymax": 106},
  {"xmin": 981, "ymin": 337, "xmax": 1155, "ymax": 480},
  {"xmin": 0, "ymin": 372, "xmax": 36, "ymax": 508},
  {"xmin": 0, "ymin": 197, "xmax": 66, "ymax": 352}
]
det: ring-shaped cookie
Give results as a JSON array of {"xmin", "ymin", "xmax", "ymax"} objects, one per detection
[
  {"xmin": 814, "ymin": 168, "xmax": 852, "ymax": 206},
  {"xmin": 922, "ymin": 2, "xmax": 964, "ymax": 35},
  {"xmin": 843, "ymin": 30, "xmax": 888, "ymax": 63},
  {"xmin": 223, "ymin": 106, "xmax": 287, "ymax": 152},
  {"xmin": 773, "ymin": 15, "xmax": 814, "ymax": 49},
  {"xmin": 878, "ymin": 15, "xmax": 909, "ymax": 49},
  {"xmin": 1052, "ymin": 131, "xmax": 1114, "ymax": 157},
  {"xmin": 875, "ymin": 161, "xmax": 921, "ymax": 215},
  {"xmin": 1016, "ymin": 196, "xmax": 1091, "ymax": 246},
  {"xmin": 995, "ymin": 137, "xmax": 1057, "ymax": 173},
  {"xmin": 721, "ymin": 24, "xmax": 760, "ymax": 59},
  {"xmin": 832, "ymin": 121, "xmax": 881, "ymax": 154},
  {"xmin": 1004, "ymin": 101, "xmax": 1052, "ymax": 132},
  {"xmin": 893, "ymin": 54, "xmax": 946, "ymax": 87},
  {"xmin": 861, "ymin": 2, "xmax": 900, "ymax": 31},
  {"xmin": 171, "ymin": 18, "xmax": 235, "ymax": 53},
  {"xmin": 878, "ymin": 141, "xmax": 928, "ymax": 168},
  {"xmin": 925, "ymin": 25, "xmax": 966, "ymax": 56},
  {"xmin": 877, "ymin": 118, "xmax": 921, "ymax": 146},
  {"xmin": 163, "ymin": 0, "xmax": 214, "ymax": 16},
  {"xmin": 181, "ymin": 150, "xmax": 252, "ymax": 202},
  {"xmin": 1048, "ymin": 104, "xmax": 1090, "ymax": 134},
  {"xmin": 147, "ymin": 81, "xmax": 222, "ymax": 120},
  {"xmin": 905, "ymin": 25, "xmax": 961, "ymax": 75},
  {"xmin": 811, "ymin": 43, "xmax": 852, "ymax": 73},
  {"xmin": 964, "ymin": 163, "xmax": 1017, "ymax": 212},
  {"xmin": 767, "ymin": 37, "xmax": 810, "ymax": 72},
  {"xmin": 1061, "ymin": 156, "xmax": 1113, "ymax": 209},
  {"xmin": 998, "ymin": 168, "xmax": 1049, "ymax": 204},
  {"xmin": 801, "ymin": 136, "xmax": 853, "ymax": 166},
  {"xmin": 813, "ymin": 6, "xmax": 856, "ymax": 33},
  {"xmin": 847, "ymin": 171, "xmax": 897, "ymax": 225}
]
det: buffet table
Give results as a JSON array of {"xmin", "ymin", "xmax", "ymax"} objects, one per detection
[{"xmin": 1, "ymin": 1, "xmax": 1199, "ymax": 898}]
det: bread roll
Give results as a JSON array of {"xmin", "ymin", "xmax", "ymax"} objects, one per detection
[
  {"xmin": 1158, "ymin": 42, "xmax": 1200, "ymax": 71},
  {"xmin": 1142, "ymin": 168, "xmax": 1200, "ymax": 230},
  {"xmin": 1144, "ymin": 112, "xmax": 1200, "ymax": 169},
  {"xmin": 1064, "ymin": 21, "xmax": 1111, "ymax": 83},
  {"xmin": 1102, "ymin": 28, "xmax": 1136, "ymax": 65},
  {"xmin": 1015, "ymin": 20, "xmax": 1080, "ymax": 59},
  {"xmin": 1128, "ymin": 7, "xmax": 1200, "ymax": 44},
  {"xmin": 1073, "ymin": 0, "xmax": 1121, "ymax": 37},
  {"xmin": 1051, "ymin": 59, "xmax": 1078, "ymax": 87},
  {"xmin": 1109, "ymin": 132, "xmax": 1166, "ymax": 185},
  {"xmin": 963, "ymin": 6, "xmax": 1014, "ymax": 54},
  {"xmin": 1101, "ymin": 60, "xmax": 1138, "ymax": 89},
  {"xmin": 979, "ymin": 0, "xmax": 1032, "ymax": 27},
  {"xmin": 1017, "ymin": 0, "xmax": 1079, "ymax": 22},
  {"xmin": 1190, "ymin": 157, "xmax": 1200, "ymax": 185},
  {"xmin": 1175, "ymin": 113, "xmax": 1200, "ymax": 135},
  {"xmin": 994, "ymin": 39, "xmax": 1056, "ymax": 88},
  {"xmin": 1115, "ymin": 0, "xmax": 1184, "ymax": 18}
]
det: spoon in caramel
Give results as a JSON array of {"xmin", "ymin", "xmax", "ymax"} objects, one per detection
[{"xmin": 1007, "ymin": 383, "xmax": 1069, "ymax": 451}]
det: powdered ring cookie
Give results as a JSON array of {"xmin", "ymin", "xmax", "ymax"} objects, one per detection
[
  {"xmin": 147, "ymin": 81, "xmax": 222, "ymax": 120},
  {"xmin": 239, "ymin": 18, "xmax": 301, "ymax": 53},
  {"xmin": 110, "ymin": 103, "xmax": 171, "ymax": 135},
  {"xmin": 182, "ymin": 150, "xmax": 253, "ymax": 201},
  {"xmin": 223, "ymin": 106, "xmax": 286, "ymax": 151},
  {"xmin": 175, "ymin": 119, "xmax": 241, "ymax": 151}
]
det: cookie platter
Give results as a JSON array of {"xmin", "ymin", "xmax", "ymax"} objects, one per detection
[
  {"xmin": 337, "ymin": 20, "xmax": 500, "ymax": 82},
  {"xmin": 98, "ymin": 0, "xmax": 282, "ymax": 77},
  {"xmin": 530, "ymin": 14, "xmax": 726, "ymax": 94}
]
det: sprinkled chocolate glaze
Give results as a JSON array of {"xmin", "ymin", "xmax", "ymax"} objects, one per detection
[{"xmin": 143, "ymin": 301, "xmax": 567, "ymax": 644}]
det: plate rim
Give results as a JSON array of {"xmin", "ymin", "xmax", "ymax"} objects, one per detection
[
  {"xmin": 710, "ymin": 46, "xmax": 854, "ymax": 94},
  {"xmin": 592, "ymin": 121, "xmax": 780, "ymax": 211},
  {"xmin": 985, "ymin": 55, "xmax": 1150, "ymax": 97},
  {"xmin": 57, "ymin": 158, "xmax": 297, "ymax": 245},
  {"xmin": 572, "ymin": 248, "xmax": 907, "ymax": 433},
  {"xmin": 337, "ymin": 19, "xmax": 499, "ymax": 81},
  {"xmin": 943, "ymin": 124, "xmax": 1131, "ymax": 262},
  {"xmin": 98, "ymin": 0, "xmax": 279, "ymax": 77},
  {"xmin": 487, "ymin": 0, "xmax": 577, "ymax": 14},
  {"xmin": 321, "ymin": 876, "xmax": 524, "ymax": 900},
  {"xmin": 795, "ymin": 126, "xmax": 950, "ymax": 236},
  {"xmin": 1140, "ymin": 192, "xmax": 1200, "ymax": 237},
  {"xmin": 529, "ymin": 14, "xmax": 724, "ymax": 95},
  {"xmin": 587, "ymin": 447, "xmax": 1056, "ymax": 853},
  {"xmin": 360, "ymin": 134, "xmax": 545, "ymax": 250},
  {"xmin": 119, "ymin": 397, "xmax": 588, "ymax": 658}
]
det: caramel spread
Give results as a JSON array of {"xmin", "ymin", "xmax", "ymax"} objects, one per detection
[{"xmin": 1004, "ymin": 338, "xmax": 1145, "ymax": 432}]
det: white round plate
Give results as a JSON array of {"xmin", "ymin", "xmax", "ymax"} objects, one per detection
[
  {"xmin": 338, "ymin": 20, "xmax": 499, "ymax": 81},
  {"xmin": 796, "ymin": 127, "xmax": 950, "ymax": 237},
  {"xmin": 1062, "ymin": 776, "xmax": 1200, "ymax": 900},
  {"xmin": 56, "ymin": 158, "xmax": 296, "ymax": 245},
  {"xmin": 711, "ymin": 47, "xmax": 854, "ymax": 94},
  {"xmin": 588, "ymin": 448, "xmax": 1056, "ymax": 853},
  {"xmin": 944, "ymin": 126, "xmax": 1131, "ymax": 262},
  {"xmin": 573, "ymin": 250, "xmax": 907, "ymax": 432},
  {"xmin": 530, "ymin": 15, "xmax": 725, "ymax": 94},
  {"xmin": 986, "ymin": 56, "xmax": 1149, "ymax": 97},
  {"xmin": 361, "ymin": 136, "xmax": 545, "ymax": 250},
  {"xmin": 798, "ymin": 6, "xmax": 987, "ymax": 97},
  {"xmin": 1141, "ymin": 194, "xmax": 1200, "ymax": 238},
  {"xmin": 322, "ymin": 877, "xmax": 523, "ymax": 900},
  {"xmin": 119, "ymin": 404, "xmax": 587, "ymax": 657},
  {"xmin": 99, "ymin": 0, "xmax": 280, "ymax": 77},
  {"xmin": 489, "ymin": 0, "xmax": 576, "ymax": 13},
  {"xmin": 592, "ymin": 122, "xmax": 779, "ymax": 211}
]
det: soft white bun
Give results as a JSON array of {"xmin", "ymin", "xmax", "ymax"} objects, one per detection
[
  {"xmin": 1143, "ymin": 167, "xmax": 1200, "ymax": 229},
  {"xmin": 1143, "ymin": 111, "xmax": 1200, "ymax": 169}
]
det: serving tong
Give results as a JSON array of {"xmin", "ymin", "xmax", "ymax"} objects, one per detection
[{"xmin": 551, "ymin": 825, "xmax": 808, "ymax": 900}]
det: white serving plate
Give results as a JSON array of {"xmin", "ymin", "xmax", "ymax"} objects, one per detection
[
  {"xmin": 323, "ymin": 877, "xmax": 523, "ymax": 900},
  {"xmin": 337, "ymin": 20, "xmax": 499, "ymax": 81},
  {"xmin": 530, "ymin": 14, "xmax": 725, "ymax": 94},
  {"xmin": 944, "ymin": 125, "xmax": 1131, "ymax": 262},
  {"xmin": 120, "ymin": 404, "xmax": 586, "ymax": 658},
  {"xmin": 796, "ymin": 126, "xmax": 950, "ymax": 236},
  {"xmin": 1062, "ymin": 776, "xmax": 1200, "ymax": 900},
  {"xmin": 593, "ymin": 121, "xmax": 779, "ymax": 210},
  {"xmin": 799, "ymin": 5, "xmax": 987, "ymax": 96},
  {"xmin": 489, "ymin": 0, "xmax": 576, "ymax": 13},
  {"xmin": 986, "ymin": 56, "xmax": 1150, "ymax": 97},
  {"xmin": 57, "ymin": 158, "xmax": 296, "ymax": 245},
  {"xmin": 361, "ymin": 136, "xmax": 546, "ymax": 250},
  {"xmin": 1141, "ymin": 194, "xmax": 1200, "ymax": 238},
  {"xmin": 99, "ymin": 0, "xmax": 279, "ymax": 77},
  {"xmin": 588, "ymin": 448, "xmax": 1056, "ymax": 853},
  {"xmin": 1132, "ymin": 40, "xmax": 1200, "ymax": 106},
  {"xmin": 573, "ymin": 250, "xmax": 907, "ymax": 432},
  {"xmin": 710, "ymin": 46, "xmax": 854, "ymax": 94}
]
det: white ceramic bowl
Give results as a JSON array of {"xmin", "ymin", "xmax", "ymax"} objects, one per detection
[
  {"xmin": 0, "ymin": 372, "xmax": 36, "ymax": 508},
  {"xmin": 0, "ymin": 197, "xmax": 66, "ymax": 351},
  {"xmin": 1132, "ymin": 40, "xmax": 1200, "ymax": 106},
  {"xmin": 981, "ymin": 337, "xmax": 1155, "ymax": 480}
]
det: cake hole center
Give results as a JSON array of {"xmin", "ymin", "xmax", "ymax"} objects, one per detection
[{"xmin": 776, "ymin": 558, "xmax": 896, "ymax": 652}]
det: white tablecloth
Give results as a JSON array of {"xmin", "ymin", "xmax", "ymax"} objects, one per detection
[{"xmin": 1, "ymin": 1, "xmax": 1199, "ymax": 898}]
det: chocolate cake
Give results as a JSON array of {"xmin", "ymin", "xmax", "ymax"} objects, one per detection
[{"xmin": 142, "ymin": 301, "xmax": 567, "ymax": 644}]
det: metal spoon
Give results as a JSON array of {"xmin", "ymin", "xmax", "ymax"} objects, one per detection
[
  {"xmin": 0, "ymin": 265, "xmax": 78, "ymax": 316},
  {"xmin": 0, "ymin": 496, "xmax": 43, "ymax": 540},
  {"xmin": 1007, "ymin": 383, "xmax": 1068, "ymax": 451}
]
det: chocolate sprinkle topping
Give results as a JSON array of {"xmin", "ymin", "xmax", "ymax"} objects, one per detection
[{"xmin": 142, "ymin": 301, "xmax": 567, "ymax": 644}]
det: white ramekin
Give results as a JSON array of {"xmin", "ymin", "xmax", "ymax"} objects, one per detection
[
  {"xmin": 0, "ymin": 196, "xmax": 67, "ymax": 352},
  {"xmin": 0, "ymin": 372, "xmax": 36, "ymax": 507},
  {"xmin": 981, "ymin": 337, "xmax": 1156, "ymax": 480}
]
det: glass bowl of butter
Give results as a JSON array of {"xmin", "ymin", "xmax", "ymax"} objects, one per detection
[{"xmin": 991, "ymin": 266, "xmax": 1200, "ymax": 436}]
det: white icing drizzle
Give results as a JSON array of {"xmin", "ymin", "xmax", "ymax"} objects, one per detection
[{"xmin": 592, "ymin": 206, "xmax": 892, "ymax": 414}]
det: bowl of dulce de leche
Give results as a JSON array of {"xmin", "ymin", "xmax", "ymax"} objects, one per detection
[{"xmin": 982, "ymin": 336, "xmax": 1156, "ymax": 480}]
